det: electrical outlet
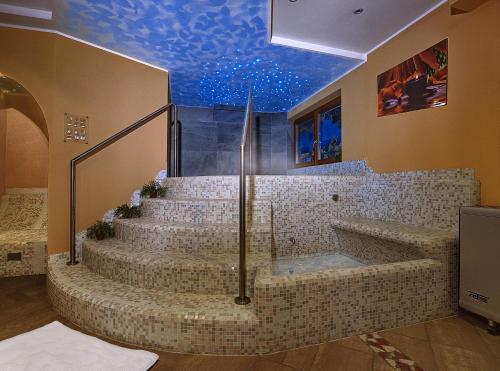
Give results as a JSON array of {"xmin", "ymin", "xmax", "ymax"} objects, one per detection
[{"xmin": 7, "ymin": 252, "xmax": 22, "ymax": 261}]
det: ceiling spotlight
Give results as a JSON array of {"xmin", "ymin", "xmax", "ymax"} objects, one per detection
[
  {"xmin": 288, "ymin": 0, "xmax": 298, "ymax": 2},
  {"xmin": 353, "ymin": 8, "xmax": 364, "ymax": 15}
]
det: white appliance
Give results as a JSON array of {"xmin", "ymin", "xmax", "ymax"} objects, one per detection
[{"xmin": 460, "ymin": 206, "xmax": 500, "ymax": 334}]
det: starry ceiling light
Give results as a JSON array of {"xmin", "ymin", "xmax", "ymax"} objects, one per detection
[{"xmin": 59, "ymin": 0, "xmax": 360, "ymax": 112}]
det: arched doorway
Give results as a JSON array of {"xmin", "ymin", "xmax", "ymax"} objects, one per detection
[{"xmin": 0, "ymin": 74, "xmax": 49, "ymax": 277}]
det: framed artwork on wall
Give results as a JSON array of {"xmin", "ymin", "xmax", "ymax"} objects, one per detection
[{"xmin": 377, "ymin": 39, "xmax": 448, "ymax": 117}]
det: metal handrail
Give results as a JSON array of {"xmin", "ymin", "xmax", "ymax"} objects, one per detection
[
  {"xmin": 235, "ymin": 92, "xmax": 253, "ymax": 305},
  {"xmin": 67, "ymin": 103, "xmax": 176, "ymax": 265}
]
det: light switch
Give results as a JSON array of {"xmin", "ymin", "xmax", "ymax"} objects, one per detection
[{"xmin": 64, "ymin": 113, "xmax": 89, "ymax": 144}]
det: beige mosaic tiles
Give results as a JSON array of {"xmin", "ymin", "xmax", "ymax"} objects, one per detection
[
  {"xmin": 114, "ymin": 217, "xmax": 272, "ymax": 254},
  {"xmin": 141, "ymin": 198, "xmax": 271, "ymax": 225},
  {"xmin": 0, "ymin": 189, "xmax": 48, "ymax": 277},
  {"xmin": 331, "ymin": 217, "xmax": 457, "ymax": 250},
  {"xmin": 160, "ymin": 162, "xmax": 478, "ymax": 256},
  {"xmin": 48, "ymin": 258, "xmax": 259, "ymax": 355},
  {"xmin": 48, "ymin": 254, "xmax": 449, "ymax": 355},
  {"xmin": 253, "ymin": 259, "xmax": 448, "ymax": 353},
  {"xmin": 0, "ymin": 239, "xmax": 46, "ymax": 277},
  {"xmin": 82, "ymin": 238, "xmax": 270, "ymax": 294},
  {"xmin": 48, "ymin": 162, "xmax": 478, "ymax": 354}
]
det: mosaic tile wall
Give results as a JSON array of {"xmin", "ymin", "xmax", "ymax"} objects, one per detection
[
  {"xmin": 47, "ymin": 161, "xmax": 479, "ymax": 354},
  {"xmin": 286, "ymin": 160, "xmax": 371, "ymax": 176},
  {"xmin": 162, "ymin": 162, "xmax": 479, "ymax": 257},
  {"xmin": 0, "ymin": 189, "xmax": 48, "ymax": 277}
]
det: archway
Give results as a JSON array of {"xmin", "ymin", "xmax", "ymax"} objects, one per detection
[{"xmin": 0, "ymin": 73, "xmax": 49, "ymax": 277}]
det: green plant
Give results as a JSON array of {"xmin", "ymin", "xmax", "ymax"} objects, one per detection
[
  {"xmin": 140, "ymin": 180, "xmax": 167, "ymax": 198},
  {"xmin": 86, "ymin": 221, "xmax": 115, "ymax": 241},
  {"xmin": 114, "ymin": 204, "xmax": 142, "ymax": 219}
]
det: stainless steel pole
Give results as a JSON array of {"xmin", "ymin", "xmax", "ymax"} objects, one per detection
[
  {"xmin": 68, "ymin": 160, "xmax": 78, "ymax": 265},
  {"xmin": 235, "ymin": 138, "xmax": 250, "ymax": 305},
  {"xmin": 173, "ymin": 106, "xmax": 180, "ymax": 177}
]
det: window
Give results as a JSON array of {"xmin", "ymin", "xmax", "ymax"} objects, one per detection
[{"xmin": 293, "ymin": 98, "xmax": 341, "ymax": 167}]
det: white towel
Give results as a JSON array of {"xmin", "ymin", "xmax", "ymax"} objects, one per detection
[{"xmin": 0, "ymin": 321, "xmax": 158, "ymax": 371}]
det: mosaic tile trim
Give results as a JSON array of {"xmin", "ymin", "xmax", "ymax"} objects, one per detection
[
  {"xmin": 360, "ymin": 333, "xmax": 424, "ymax": 371},
  {"xmin": 82, "ymin": 238, "xmax": 271, "ymax": 294}
]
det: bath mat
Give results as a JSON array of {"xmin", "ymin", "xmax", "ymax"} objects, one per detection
[
  {"xmin": 360, "ymin": 333, "xmax": 423, "ymax": 371},
  {"xmin": 0, "ymin": 321, "xmax": 158, "ymax": 371}
]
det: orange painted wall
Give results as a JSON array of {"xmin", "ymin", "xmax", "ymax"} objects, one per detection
[
  {"xmin": 290, "ymin": 1, "xmax": 500, "ymax": 205},
  {"xmin": 5, "ymin": 109, "xmax": 48, "ymax": 188},
  {"xmin": 0, "ymin": 27, "xmax": 169, "ymax": 253}
]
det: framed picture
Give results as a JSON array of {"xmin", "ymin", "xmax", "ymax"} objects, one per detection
[{"xmin": 377, "ymin": 39, "xmax": 448, "ymax": 117}]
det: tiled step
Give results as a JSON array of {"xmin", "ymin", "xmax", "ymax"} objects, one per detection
[
  {"xmin": 164, "ymin": 176, "xmax": 239, "ymax": 199},
  {"xmin": 48, "ymin": 258, "xmax": 259, "ymax": 354},
  {"xmin": 141, "ymin": 198, "xmax": 271, "ymax": 225},
  {"xmin": 114, "ymin": 218, "xmax": 272, "ymax": 254},
  {"xmin": 82, "ymin": 239, "xmax": 270, "ymax": 294}
]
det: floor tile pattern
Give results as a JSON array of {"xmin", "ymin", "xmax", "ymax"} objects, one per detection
[{"xmin": 360, "ymin": 333, "xmax": 423, "ymax": 370}]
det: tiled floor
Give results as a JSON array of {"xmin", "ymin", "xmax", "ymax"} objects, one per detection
[{"xmin": 1, "ymin": 275, "xmax": 499, "ymax": 371}]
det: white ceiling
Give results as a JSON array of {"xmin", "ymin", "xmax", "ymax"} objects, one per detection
[{"xmin": 271, "ymin": 0, "xmax": 446, "ymax": 60}]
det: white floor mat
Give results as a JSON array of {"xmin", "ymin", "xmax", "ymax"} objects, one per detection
[{"xmin": 0, "ymin": 321, "xmax": 158, "ymax": 371}]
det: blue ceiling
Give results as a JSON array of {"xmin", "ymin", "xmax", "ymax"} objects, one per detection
[{"xmin": 60, "ymin": 0, "xmax": 360, "ymax": 112}]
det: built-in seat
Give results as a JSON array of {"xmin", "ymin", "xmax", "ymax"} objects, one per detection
[
  {"xmin": 331, "ymin": 216, "xmax": 457, "ymax": 250},
  {"xmin": 0, "ymin": 189, "xmax": 47, "ymax": 277}
]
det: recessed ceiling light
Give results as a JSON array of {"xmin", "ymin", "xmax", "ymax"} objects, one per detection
[
  {"xmin": 353, "ymin": 8, "xmax": 364, "ymax": 15},
  {"xmin": 289, "ymin": 0, "xmax": 298, "ymax": 3}
]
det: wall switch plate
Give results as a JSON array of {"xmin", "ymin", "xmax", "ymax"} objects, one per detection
[
  {"xmin": 7, "ymin": 252, "xmax": 22, "ymax": 261},
  {"xmin": 64, "ymin": 113, "xmax": 89, "ymax": 144}
]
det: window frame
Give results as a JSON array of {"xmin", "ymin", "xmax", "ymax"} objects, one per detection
[{"xmin": 292, "ymin": 97, "xmax": 342, "ymax": 168}]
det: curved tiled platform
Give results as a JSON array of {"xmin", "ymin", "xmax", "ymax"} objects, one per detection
[
  {"xmin": 114, "ymin": 218, "xmax": 271, "ymax": 253},
  {"xmin": 82, "ymin": 238, "xmax": 270, "ymax": 294},
  {"xmin": 48, "ymin": 258, "xmax": 259, "ymax": 354},
  {"xmin": 49, "ymin": 164, "xmax": 479, "ymax": 354}
]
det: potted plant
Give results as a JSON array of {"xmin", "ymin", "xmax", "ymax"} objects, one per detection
[
  {"xmin": 86, "ymin": 221, "xmax": 115, "ymax": 241},
  {"xmin": 140, "ymin": 180, "xmax": 167, "ymax": 199},
  {"xmin": 114, "ymin": 204, "xmax": 142, "ymax": 219}
]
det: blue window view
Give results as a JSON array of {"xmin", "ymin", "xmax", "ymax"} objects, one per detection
[
  {"xmin": 318, "ymin": 106, "xmax": 341, "ymax": 162},
  {"xmin": 295, "ymin": 118, "xmax": 315, "ymax": 164}
]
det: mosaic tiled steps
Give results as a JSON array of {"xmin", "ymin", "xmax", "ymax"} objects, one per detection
[
  {"xmin": 114, "ymin": 218, "xmax": 272, "ymax": 254},
  {"xmin": 141, "ymin": 198, "xmax": 271, "ymax": 225},
  {"xmin": 48, "ymin": 258, "xmax": 259, "ymax": 354},
  {"xmin": 82, "ymin": 238, "xmax": 270, "ymax": 294}
]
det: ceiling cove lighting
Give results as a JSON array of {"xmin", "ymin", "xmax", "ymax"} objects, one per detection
[{"xmin": 0, "ymin": 3, "xmax": 53, "ymax": 20}]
